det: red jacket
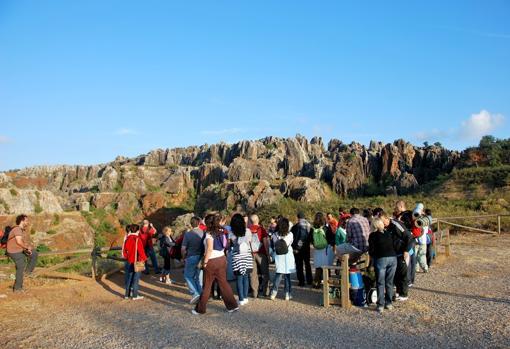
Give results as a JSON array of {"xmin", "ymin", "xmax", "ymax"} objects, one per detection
[
  {"xmin": 139, "ymin": 226, "xmax": 156, "ymax": 248},
  {"xmin": 250, "ymin": 225, "xmax": 268, "ymax": 255},
  {"xmin": 122, "ymin": 233, "xmax": 147, "ymax": 264}
]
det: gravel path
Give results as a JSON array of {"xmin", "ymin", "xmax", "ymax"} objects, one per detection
[{"xmin": 1, "ymin": 233, "xmax": 509, "ymax": 349}]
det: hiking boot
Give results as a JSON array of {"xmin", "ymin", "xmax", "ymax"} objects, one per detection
[
  {"xmin": 227, "ymin": 307, "xmax": 239, "ymax": 313},
  {"xmin": 132, "ymin": 296, "xmax": 144, "ymax": 301}
]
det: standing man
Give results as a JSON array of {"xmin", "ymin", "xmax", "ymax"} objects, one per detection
[
  {"xmin": 345, "ymin": 208, "xmax": 370, "ymax": 262},
  {"xmin": 6, "ymin": 214, "xmax": 38, "ymax": 292},
  {"xmin": 249, "ymin": 214, "xmax": 270, "ymax": 298},
  {"xmin": 291, "ymin": 212, "xmax": 313, "ymax": 287},
  {"xmin": 326, "ymin": 213, "xmax": 339, "ymax": 232},
  {"xmin": 182, "ymin": 216, "xmax": 205, "ymax": 304},
  {"xmin": 140, "ymin": 219, "xmax": 161, "ymax": 274}
]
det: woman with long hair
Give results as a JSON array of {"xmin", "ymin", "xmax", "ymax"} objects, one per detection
[
  {"xmin": 193, "ymin": 213, "xmax": 239, "ymax": 314},
  {"xmin": 229, "ymin": 213, "xmax": 254, "ymax": 305},
  {"xmin": 310, "ymin": 212, "xmax": 335, "ymax": 288},
  {"xmin": 122, "ymin": 224, "xmax": 147, "ymax": 300}
]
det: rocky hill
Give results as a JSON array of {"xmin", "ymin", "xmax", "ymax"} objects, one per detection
[{"xmin": 0, "ymin": 135, "xmax": 460, "ymax": 218}]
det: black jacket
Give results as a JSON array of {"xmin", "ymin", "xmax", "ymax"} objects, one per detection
[
  {"xmin": 291, "ymin": 219, "xmax": 311, "ymax": 250},
  {"xmin": 387, "ymin": 219, "xmax": 412, "ymax": 255}
]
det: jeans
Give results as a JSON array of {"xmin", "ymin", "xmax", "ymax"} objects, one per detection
[
  {"xmin": 272, "ymin": 273, "xmax": 292, "ymax": 295},
  {"xmin": 124, "ymin": 262, "xmax": 141, "ymax": 297},
  {"xmin": 184, "ymin": 255, "xmax": 203, "ymax": 297},
  {"xmin": 162, "ymin": 254, "xmax": 171, "ymax": 276},
  {"xmin": 426, "ymin": 243, "xmax": 434, "ymax": 267},
  {"xmin": 144, "ymin": 246, "xmax": 160, "ymax": 273},
  {"xmin": 7, "ymin": 251, "xmax": 38, "ymax": 291},
  {"xmin": 236, "ymin": 273, "xmax": 250, "ymax": 301},
  {"xmin": 294, "ymin": 246, "xmax": 313, "ymax": 285},
  {"xmin": 408, "ymin": 252, "xmax": 417, "ymax": 284},
  {"xmin": 374, "ymin": 256, "xmax": 397, "ymax": 307}
]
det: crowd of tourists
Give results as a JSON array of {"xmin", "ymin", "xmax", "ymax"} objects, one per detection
[
  {"xmin": 120, "ymin": 200, "xmax": 436, "ymax": 314},
  {"xmin": 1, "ymin": 200, "xmax": 434, "ymax": 315}
]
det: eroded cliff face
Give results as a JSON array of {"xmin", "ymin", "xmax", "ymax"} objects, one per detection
[{"xmin": 0, "ymin": 135, "xmax": 461, "ymax": 219}]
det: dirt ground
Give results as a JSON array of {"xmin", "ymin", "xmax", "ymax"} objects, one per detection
[{"xmin": 1, "ymin": 233, "xmax": 509, "ymax": 349}]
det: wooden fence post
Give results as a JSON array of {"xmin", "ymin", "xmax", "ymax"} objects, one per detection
[
  {"xmin": 323, "ymin": 267, "xmax": 329, "ymax": 308},
  {"xmin": 445, "ymin": 228, "xmax": 451, "ymax": 257},
  {"xmin": 497, "ymin": 215, "xmax": 501, "ymax": 235},
  {"xmin": 91, "ymin": 248, "xmax": 98, "ymax": 280},
  {"xmin": 341, "ymin": 254, "xmax": 351, "ymax": 309}
]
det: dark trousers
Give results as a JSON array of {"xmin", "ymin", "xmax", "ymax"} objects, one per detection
[
  {"xmin": 294, "ymin": 247, "xmax": 313, "ymax": 285},
  {"xmin": 426, "ymin": 243, "xmax": 433, "ymax": 267},
  {"xmin": 144, "ymin": 246, "xmax": 160, "ymax": 273},
  {"xmin": 124, "ymin": 262, "xmax": 141, "ymax": 297},
  {"xmin": 251, "ymin": 253, "xmax": 270, "ymax": 297},
  {"xmin": 8, "ymin": 251, "xmax": 38, "ymax": 291},
  {"xmin": 195, "ymin": 256, "xmax": 238, "ymax": 314},
  {"xmin": 394, "ymin": 255, "xmax": 409, "ymax": 297}
]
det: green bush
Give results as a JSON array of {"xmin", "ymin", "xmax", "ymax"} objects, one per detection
[
  {"xmin": 52, "ymin": 214, "xmax": 60, "ymax": 226},
  {"xmin": 9, "ymin": 188, "xmax": 18, "ymax": 196},
  {"xmin": 34, "ymin": 202, "xmax": 43, "ymax": 214}
]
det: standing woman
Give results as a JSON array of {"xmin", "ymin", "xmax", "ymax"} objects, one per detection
[
  {"xmin": 229, "ymin": 213, "xmax": 254, "ymax": 306},
  {"xmin": 122, "ymin": 224, "xmax": 147, "ymax": 300},
  {"xmin": 193, "ymin": 214, "xmax": 239, "ymax": 315},
  {"xmin": 159, "ymin": 226, "xmax": 175, "ymax": 285},
  {"xmin": 368, "ymin": 218, "xmax": 397, "ymax": 313},
  {"xmin": 310, "ymin": 212, "xmax": 335, "ymax": 288},
  {"xmin": 270, "ymin": 217, "xmax": 295, "ymax": 300}
]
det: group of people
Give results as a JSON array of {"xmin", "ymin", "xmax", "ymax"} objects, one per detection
[{"xmin": 121, "ymin": 200, "xmax": 435, "ymax": 315}]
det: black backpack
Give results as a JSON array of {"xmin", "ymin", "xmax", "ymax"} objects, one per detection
[
  {"xmin": 274, "ymin": 238, "xmax": 288, "ymax": 255},
  {"xmin": 0, "ymin": 226, "xmax": 13, "ymax": 247}
]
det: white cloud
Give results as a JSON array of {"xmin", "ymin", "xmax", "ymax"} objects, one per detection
[
  {"xmin": 459, "ymin": 110, "xmax": 505, "ymax": 140},
  {"xmin": 115, "ymin": 128, "xmax": 138, "ymax": 136},
  {"xmin": 0, "ymin": 135, "xmax": 10, "ymax": 144},
  {"xmin": 415, "ymin": 129, "xmax": 450, "ymax": 142},
  {"xmin": 201, "ymin": 128, "xmax": 245, "ymax": 135}
]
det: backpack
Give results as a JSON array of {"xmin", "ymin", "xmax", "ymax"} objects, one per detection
[
  {"xmin": 169, "ymin": 234, "xmax": 184, "ymax": 260},
  {"xmin": 212, "ymin": 233, "xmax": 226, "ymax": 251},
  {"xmin": 0, "ymin": 226, "xmax": 13, "ymax": 249},
  {"xmin": 335, "ymin": 227, "xmax": 347, "ymax": 246},
  {"xmin": 312, "ymin": 227, "xmax": 328, "ymax": 250},
  {"xmin": 274, "ymin": 237, "xmax": 288, "ymax": 255}
]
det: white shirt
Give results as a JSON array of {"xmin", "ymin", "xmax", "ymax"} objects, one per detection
[{"xmin": 204, "ymin": 233, "xmax": 225, "ymax": 259}]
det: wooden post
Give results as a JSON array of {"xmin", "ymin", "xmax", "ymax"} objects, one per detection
[
  {"xmin": 445, "ymin": 228, "xmax": 451, "ymax": 257},
  {"xmin": 497, "ymin": 215, "xmax": 501, "ymax": 235},
  {"xmin": 323, "ymin": 267, "xmax": 329, "ymax": 308},
  {"xmin": 91, "ymin": 248, "xmax": 97, "ymax": 280},
  {"xmin": 340, "ymin": 254, "xmax": 351, "ymax": 309}
]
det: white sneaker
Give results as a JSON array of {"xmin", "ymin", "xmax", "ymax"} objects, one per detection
[
  {"xmin": 166, "ymin": 279, "xmax": 173, "ymax": 285},
  {"xmin": 227, "ymin": 307, "xmax": 239, "ymax": 313},
  {"xmin": 190, "ymin": 294, "xmax": 200, "ymax": 305},
  {"xmin": 132, "ymin": 296, "xmax": 144, "ymax": 301},
  {"xmin": 191, "ymin": 309, "xmax": 200, "ymax": 315},
  {"xmin": 396, "ymin": 296, "xmax": 408, "ymax": 301},
  {"xmin": 270, "ymin": 291, "xmax": 277, "ymax": 301},
  {"xmin": 285, "ymin": 293, "xmax": 292, "ymax": 301},
  {"xmin": 239, "ymin": 299, "xmax": 246, "ymax": 306}
]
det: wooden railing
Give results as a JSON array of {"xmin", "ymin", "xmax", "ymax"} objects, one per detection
[{"xmin": 434, "ymin": 214, "xmax": 509, "ymax": 235}]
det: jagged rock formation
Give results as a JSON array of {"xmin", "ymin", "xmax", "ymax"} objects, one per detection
[{"xmin": 0, "ymin": 135, "xmax": 461, "ymax": 219}]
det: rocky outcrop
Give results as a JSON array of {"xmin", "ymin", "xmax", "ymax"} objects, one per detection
[
  {"xmin": 0, "ymin": 189, "xmax": 63, "ymax": 215},
  {"xmin": 1, "ymin": 136, "xmax": 463, "ymax": 222}
]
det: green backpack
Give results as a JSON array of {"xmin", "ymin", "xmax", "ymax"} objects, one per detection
[
  {"xmin": 335, "ymin": 227, "xmax": 347, "ymax": 245},
  {"xmin": 312, "ymin": 227, "xmax": 328, "ymax": 250}
]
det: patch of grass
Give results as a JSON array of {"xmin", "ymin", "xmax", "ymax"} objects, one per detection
[
  {"xmin": 52, "ymin": 214, "xmax": 60, "ymax": 226},
  {"xmin": 36, "ymin": 244, "xmax": 51, "ymax": 252},
  {"xmin": 46, "ymin": 229, "xmax": 57, "ymax": 235},
  {"xmin": 0, "ymin": 198, "xmax": 10, "ymax": 212},
  {"xmin": 9, "ymin": 188, "xmax": 18, "ymax": 196},
  {"xmin": 146, "ymin": 183, "xmax": 162, "ymax": 193},
  {"xmin": 34, "ymin": 202, "xmax": 43, "ymax": 214},
  {"xmin": 35, "ymin": 191, "xmax": 41, "ymax": 200},
  {"xmin": 113, "ymin": 181, "xmax": 123, "ymax": 193}
]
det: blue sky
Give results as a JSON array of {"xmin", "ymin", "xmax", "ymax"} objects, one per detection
[{"xmin": 1, "ymin": 1, "xmax": 509, "ymax": 171}]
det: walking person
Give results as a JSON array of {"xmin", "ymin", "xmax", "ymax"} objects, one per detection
[
  {"xmin": 369, "ymin": 218, "xmax": 397, "ymax": 313},
  {"xmin": 181, "ymin": 216, "xmax": 205, "ymax": 304},
  {"xmin": 291, "ymin": 212, "xmax": 313, "ymax": 287},
  {"xmin": 230, "ymin": 214, "xmax": 254, "ymax": 305},
  {"xmin": 122, "ymin": 224, "xmax": 147, "ymax": 300},
  {"xmin": 159, "ymin": 226, "xmax": 175, "ymax": 285},
  {"xmin": 249, "ymin": 214, "xmax": 270, "ymax": 298},
  {"xmin": 140, "ymin": 219, "xmax": 161, "ymax": 274},
  {"xmin": 270, "ymin": 217, "xmax": 295, "ymax": 301},
  {"xmin": 310, "ymin": 212, "xmax": 335, "ymax": 288},
  {"xmin": 193, "ymin": 214, "xmax": 238, "ymax": 315},
  {"xmin": 6, "ymin": 215, "xmax": 38, "ymax": 292}
]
